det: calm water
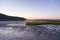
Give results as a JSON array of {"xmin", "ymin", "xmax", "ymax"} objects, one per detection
[{"xmin": 0, "ymin": 21, "xmax": 60, "ymax": 40}]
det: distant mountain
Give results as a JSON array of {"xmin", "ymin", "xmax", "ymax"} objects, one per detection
[{"xmin": 0, "ymin": 13, "xmax": 26, "ymax": 21}]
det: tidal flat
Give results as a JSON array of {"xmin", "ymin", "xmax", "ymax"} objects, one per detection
[{"xmin": 0, "ymin": 21, "xmax": 60, "ymax": 40}]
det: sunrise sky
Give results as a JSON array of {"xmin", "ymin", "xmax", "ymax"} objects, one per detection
[{"xmin": 0, "ymin": 0, "xmax": 60, "ymax": 19}]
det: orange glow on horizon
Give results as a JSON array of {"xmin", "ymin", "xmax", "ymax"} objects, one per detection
[{"xmin": 25, "ymin": 16, "xmax": 60, "ymax": 20}]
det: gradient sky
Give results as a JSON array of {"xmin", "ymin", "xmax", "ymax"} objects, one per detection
[{"xmin": 0, "ymin": 0, "xmax": 60, "ymax": 19}]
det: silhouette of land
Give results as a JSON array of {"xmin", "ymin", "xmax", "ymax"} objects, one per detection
[{"xmin": 0, "ymin": 13, "xmax": 26, "ymax": 21}]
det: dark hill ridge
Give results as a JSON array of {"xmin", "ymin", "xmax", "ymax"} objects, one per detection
[{"xmin": 0, "ymin": 13, "xmax": 26, "ymax": 21}]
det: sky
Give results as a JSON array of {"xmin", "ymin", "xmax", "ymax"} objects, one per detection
[{"xmin": 0, "ymin": 0, "xmax": 60, "ymax": 19}]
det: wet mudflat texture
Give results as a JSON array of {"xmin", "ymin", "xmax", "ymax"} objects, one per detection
[{"xmin": 0, "ymin": 21, "xmax": 60, "ymax": 40}]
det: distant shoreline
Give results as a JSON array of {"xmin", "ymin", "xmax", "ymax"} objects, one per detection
[
  {"xmin": 26, "ymin": 21, "xmax": 60, "ymax": 25},
  {"xmin": 0, "ymin": 13, "xmax": 26, "ymax": 21}
]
